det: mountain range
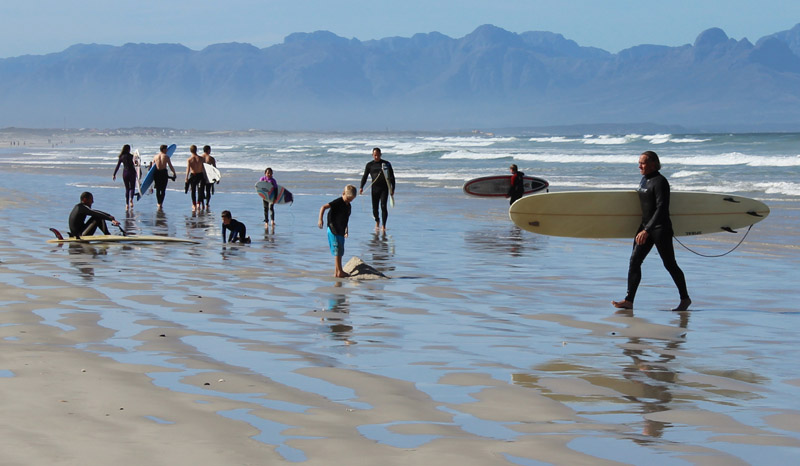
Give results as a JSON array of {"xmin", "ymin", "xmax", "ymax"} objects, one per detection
[{"xmin": 2, "ymin": 24, "xmax": 800, "ymax": 132}]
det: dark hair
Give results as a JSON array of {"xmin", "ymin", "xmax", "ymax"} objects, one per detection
[
  {"xmin": 80, "ymin": 191, "xmax": 93, "ymax": 201},
  {"xmin": 190, "ymin": 144, "xmax": 198, "ymax": 154},
  {"xmin": 119, "ymin": 144, "xmax": 131, "ymax": 157},
  {"xmin": 221, "ymin": 210, "xmax": 231, "ymax": 218},
  {"xmin": 265, "ymin": 167, "xmax": 273, "ymax": 174},
  {"xmin": 641, "ymin": 151, "xmax": 661, "ymax": 170},
  {"xmin": 510, "ymin": 164, "xmax": 518, "ymax": 172},
  {"xmin": 160, "ymin": 144, "xmax": 168, "ymax": 152},
  {"xmin": 203, "ymin": 145, "xmax": 211, "ymax": 154},
  {"xmin": 372, "ymin": 147, "xmax": 381, "ymax": 155}
]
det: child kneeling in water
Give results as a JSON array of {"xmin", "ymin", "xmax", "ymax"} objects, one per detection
[
  {"xmin": 318, "ymin": 185, "xmax": 357, "ymax": 277},
  {"xmin": 221, "ymin": 210, "xmax": 251, "ymax": 243}
]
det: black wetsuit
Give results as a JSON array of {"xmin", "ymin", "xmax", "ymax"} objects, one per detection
[
  {"xmin": 222, "ymin": 219, "xmax": 249, "ymax": 243},
  {"xmin": 68, "ymin": 203, "xmax": 114, "ymax": 237},
  {"xmin": 154, "ymin": 168, "xmax": 169, "ymax": 205},
  {"xmin": 624, "ymin": 171, "xmax": 689, "ymax": 303},
  {"xmin": 113, "ymin": 152, "xmax": 137, "ymax": 204},
  {"xmin": 188, "ymin": 172, "xmax": 204, "ymax": 205},
  {"xmin": 508, "ymin": 171, "xmax": 525, "ymax": 205},
  {"xmin": 360, "ymin": 159, "xmax": 395, "ymax": 227}
]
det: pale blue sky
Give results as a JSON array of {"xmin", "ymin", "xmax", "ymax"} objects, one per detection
[{"xmin": 3, "ymin": 0, "xmax": 799, "ymax": 58}]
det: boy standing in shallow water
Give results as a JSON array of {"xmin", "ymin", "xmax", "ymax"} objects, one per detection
[{"xmin": 318, "ymin": 185, "xmax": 357, "ymax": 278}]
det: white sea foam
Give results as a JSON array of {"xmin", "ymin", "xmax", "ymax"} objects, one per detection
[
  {"xmin": 671, "ymin": 170, "xmax": 706, "ymax": 178},
  {"xmin": 529, "ymin": 136, "xmax": 581, "ymax": 143}
]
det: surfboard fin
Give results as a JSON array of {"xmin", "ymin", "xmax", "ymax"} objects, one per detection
[
  {"xmin": 723, "ymin": 197, "xmax": 741, "ymax": 203},
  {"xmin": 721, "ymin": 226, "xmax": 737, "ymax": 233},
  {"xmin": 746, "ymin": 210, "xmax": 764, "ymax": 217},
  {"xmin": 49, "ymin": 228, "xmax": 64, "ymax": 240}
]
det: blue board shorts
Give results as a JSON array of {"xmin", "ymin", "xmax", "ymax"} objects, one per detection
[{"xmin": 327, "ymin": 227, "xmax": 345, "ymax": 257}]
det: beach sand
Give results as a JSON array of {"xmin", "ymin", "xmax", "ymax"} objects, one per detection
[{"xmin": 1, "ymin": 138, "xmax": 799, "ymax": 465}]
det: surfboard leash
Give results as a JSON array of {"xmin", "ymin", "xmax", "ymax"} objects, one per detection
[{"xmin": 674, "ymin": 224, "xmax": 753, "ymax": 258}]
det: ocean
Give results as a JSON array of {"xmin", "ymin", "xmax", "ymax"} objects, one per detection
[{"xmin": 1, "ymin": 130, "xmax": 798, "ymax": 464}]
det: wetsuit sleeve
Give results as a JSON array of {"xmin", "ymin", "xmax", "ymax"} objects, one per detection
[
  {"xmin": 507, "ymin": 174, "xmax": 517, "ymax": 196},
  {"xmin": 360, "ymin": 162, "xmax": 371, "ymax": 189},
  {"xmin": 644, "ymin": 177, "xmax": 670, "ymax": 232},
  {"xmin": 222, "ymin": 223, "xmax": 228, "ymax": 242},
  {"xmin": 113, "ymin": 156, "xmax": 123, "ymax": 177}
]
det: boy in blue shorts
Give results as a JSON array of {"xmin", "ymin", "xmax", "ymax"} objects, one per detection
[{"xmin": 318, "ymin": 185, "xmax": 357, "ymax": 277}]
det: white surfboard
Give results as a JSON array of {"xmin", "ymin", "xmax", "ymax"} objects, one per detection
[
  {"xmin": 47, "ymin": 235, "xmax": 199, "ymax": 244},
  {"xmin": 204, "ymin": 163, "xmax": 221, "ymax": 184},
  {"xmin": 463, "ymin": 175, "xmax": 549, "ymax": 197},
  {"xmin": 509, "ymin": 191, "xmax": 770, "ymax": 238}
]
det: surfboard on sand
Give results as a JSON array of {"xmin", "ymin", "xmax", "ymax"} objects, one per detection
[
  {"xmin": 47, "ymin": 234, "xmax": 199, "ymax": 244},
  {"xmin": 132, "ymin": 149, "xmax": 142, "ymax": 196},
  {"xmin": 255, "ymin": 181, "xmax": 293, "ymax": 204},
  {"xmin": 204, "ymin": 163, "xmax": 221, "ymax": 184},
  {"xmin": 463, "ymin": 175, "xmax": 549, "ymax": 197},
  {"xmin": 138, "ymin": 144, "xmax": 176, "ymax": 197},
  {"xmin": 509, "ymin": 190, "xmax": 770, "ymax": 238}
]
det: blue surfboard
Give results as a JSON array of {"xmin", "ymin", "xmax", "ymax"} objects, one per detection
[{"xmin": 138, "ymin": 144, "xmax": 176, "ymax": 198}]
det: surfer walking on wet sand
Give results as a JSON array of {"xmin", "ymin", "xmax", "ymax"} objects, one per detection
[
  {"xmin": 359, "ymin": 147, "xmax": 395, "ymax": 231},
  {"xmin": 185, "ymin": 145, "xmax": 205, "ymax": 212},
  {"xmin": 112, "ymin": 144, "xmax": 137, "ymax": 209},
  {"xmin": 613, "ymin": 151, "xmax": 691, "ymax": 312},
  {"xmin": 153, "ymin": 144, "xmax": 177, "ymax": 211}
]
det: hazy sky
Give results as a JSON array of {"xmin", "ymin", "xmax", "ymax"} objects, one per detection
[{"xmin": 3, "ymin": 0, "xmax": 799, "ymax": 58}]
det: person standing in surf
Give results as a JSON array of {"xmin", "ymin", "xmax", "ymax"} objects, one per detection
[
  {"xmin": 507, "ymin": 164, "xmax": 525, "ymax": 205},
  {"xmin": 359, "ymin": 147, "xmax": 395, "ymax": 231},
  {"xmin": 259, "ymin": 167, "xmax": 278, "ymax": 227},
  {"xmin": 152, "ymin": 144, "xmax": 177, "ymax": 211},
  {"xmin": 67, "ymin": 191, "xmax": 120, "ymax": 238},
  {"xmin": 613, "ymin": 151, "xmax": 691, "ymax": 312},
  {"xmin": 112, "ymin": 144, "xmax": 137, "ymax": 209},
  {"xmin": 200, "ymin": 145, "xmax": 217, "ymax": 210},
  {"xmin": 184, "ymin": 145, "xmax": 205, "ymax": 212}
]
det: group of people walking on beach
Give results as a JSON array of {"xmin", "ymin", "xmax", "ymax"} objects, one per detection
[{"xmin": 84, "ymin": 146, "xmax": 688, "ymax": 309}]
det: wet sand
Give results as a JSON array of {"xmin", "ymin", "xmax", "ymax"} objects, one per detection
[{"xmin": 1, "ymin": 140, "xmax": 799, "ymax": 465}]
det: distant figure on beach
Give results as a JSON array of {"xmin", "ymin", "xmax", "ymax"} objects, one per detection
[
  {"xmin": 507, "ymin": 164, "xmax": 525, "ymax": 205},
  {"xmin": 221, "ymin": 210, "xmax": 250, "ymax": 244},
  {"xmin": 613, "ymin": 151, "xmax": 691, "ymax": 312},
  {"xmin": 185, "ymin": 145, "xmax": 205, "ymax": 212},
  {"xmin": 359, "ymin": 148, "xmax": 395, "ymax": 231},
  {"xmin": 260, "ymin": 167, "xmax": 278, "ymax": 227},
  {"xmin": 319, "ymin": 185, "xmax": 357, "ymax": 277},
  {"xmin": 112, "ymin": 144, "xmax": 137, "ymax": 209},
  {"xmin": 152, "ymin": 144, "xmax": 177, "ymax": 210},
  {"xmin": 68, "ymin": 191, "xmax": 120, "ymax": 238},
  {"xmin": 200, "ymin": 145, "xmax": 216, "ymax": 210}
]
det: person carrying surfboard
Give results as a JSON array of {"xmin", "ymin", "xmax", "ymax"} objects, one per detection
[
  {"xmin": 259, "ymin": 167, "xmax": 278, "ymax": 227},
  {"xmin": 152, "ymin": 144, "xmax": 177, "ymax": 210},
  {"xmin": 359, "ymin": 147, "xmax": 395, "ymax": 231},
  {"xmin": 613, "ymin": 151, "xmax": 691, "ymax": 312},
  {"xmin": 507, "ymin": 164, "xmax": 525, "ymax": 205},
  {"xmin": 68, "ymin": 191, "xmax": 120, "ymax": 238},
  {"xmin": 200, "ymin": 145, "xmax": 217, "ymax": 210}
]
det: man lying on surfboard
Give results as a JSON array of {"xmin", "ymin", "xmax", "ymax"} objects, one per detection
[{"xmin": 66, "ymin": 191, "xmax": 120, "ymax": 239}]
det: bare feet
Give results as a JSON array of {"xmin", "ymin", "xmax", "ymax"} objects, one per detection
[
  {"xmin": 612, "ymin": 299, "xmax": 633, "ymax": 309},
  {"xmin": 335, "ymin": 272, "xmax": 350, "ymax": 278},
  {"xmin": 672, "ymin": 298, "xmax": 692, "ymax": 312}
]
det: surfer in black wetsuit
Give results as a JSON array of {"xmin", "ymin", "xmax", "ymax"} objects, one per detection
[
  {"xmin": 221, "ymin": 210, "xmax": 250, "ymax": 244},
  {"xmin": 112, "ymin": 144, "xmax": 137, "ymax": 209},
  {"xmin": 507, "ymin": 164, "xmax": 525, "ymax": 205},
  {"xmin": 613, "ymin": 151, "xmax": 691, "ymax": 312},
  {"xmin": 68, "ymin": 192, "xmax": 120, "ymax": 238},
  {"xmin": 359, "ymin": 147, "xmax": 395, "ymax": 231},
  {"xmin": 152, "ymin": 145, "xmax": 177, "ymax": 210}
]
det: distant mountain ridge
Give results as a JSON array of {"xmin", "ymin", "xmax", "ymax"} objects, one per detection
[{"xmin": 1, "ymin": 24, "xmax": 799, "ymax": 131}]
